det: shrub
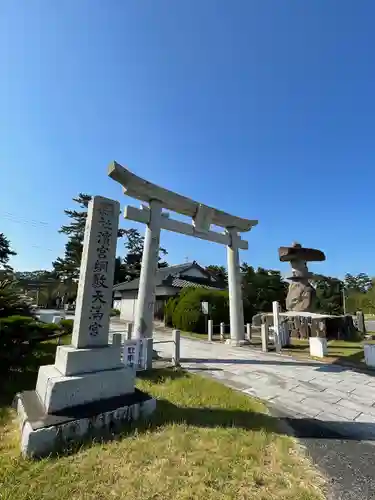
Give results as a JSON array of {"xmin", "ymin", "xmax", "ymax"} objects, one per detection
[
  {"xmin": 35, "ymin": 322, "xmax": 61, "ymax": 338},
  {"xmin": 172, "ymin": 288, "xmax": 229, "ymax": 333},
  {"xmin": 60, "ymin": 318, "xmax": 74, "ymax": 335},
  {"xmin": 110, "ymin": 308, "xmax": 121, "ymax": 316},
  {"xmin": 0, "ymin": 315, "xmax": 60, "ymax": 371},
  {"xmin": 164, "ymin": 297, "xmax": 178, "ymax": 327}
]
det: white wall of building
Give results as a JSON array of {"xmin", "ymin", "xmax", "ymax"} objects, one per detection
[{"xmin": 115, "ymin": 265, "xmax": 214, "ymax": 322}]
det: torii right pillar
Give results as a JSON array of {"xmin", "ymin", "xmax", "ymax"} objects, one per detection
[{"xmin": 226, "ymin": 227, "xmax": 246, "ymax": 345}]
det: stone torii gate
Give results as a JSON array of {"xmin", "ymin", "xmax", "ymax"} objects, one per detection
[{"xmin": 109, "ymin": 161, "xmax": 258, "ymax": 362}]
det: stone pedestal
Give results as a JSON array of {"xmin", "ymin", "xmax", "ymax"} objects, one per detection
[
  {"xmin": 15, "ymin": 197, "xmax": 156, "ymax": 458},
  {"xmin": 309, "ymin": 337, "xmax": 327, "ymax": 358},
  {"xmin": 364, "ymin": 344, "xmax": 375, "ymax": 368},
  {"xmin": 225, "ymin": 338, "xmax": 248, "ymax": 347}
]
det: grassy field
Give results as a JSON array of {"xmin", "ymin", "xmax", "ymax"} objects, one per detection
[{"xmin": 0, "ymin": 340, "xmax": 325, "ymax": 500}]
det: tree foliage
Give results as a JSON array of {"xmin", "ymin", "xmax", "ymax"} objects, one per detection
[
  {"xmin": 121, "ymin": 228, "xmax": 168, "ymax": 283},
  {"xmin": 0, "ymin": 233, "xmax": 16, "ymax": 271},
  {"xmin": 205, "ymin": 265, "xmax": 228, "ymax": 286},
  {"xmin": 342, "ymin": 273, "xmax": 375, "ymax": 314},
  {"xmin": 0, "ymin": 279, "xmax": 34, "ymax": 318},
  {"xmin": 52, "ymin": 193, "xmax": 92, "ymax": 281},
  {"xmin": 315, "ymin": 277, "xmax": 343, "ymax": 315},
  {"xmin": 15, "ymin": 270, "xmax": 55, "ymax": 282},
  {"xmin": 241, "ymin": 264, "xmax": 288, "ymax": 320},
  {"xmin": 344, "ymin": 273, "xmax": 372, "ymax": 293}
]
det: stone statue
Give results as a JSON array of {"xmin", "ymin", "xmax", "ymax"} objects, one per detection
[{"xmin": 278, "ymin": 242, "xmax": 326, "ymax": 313}]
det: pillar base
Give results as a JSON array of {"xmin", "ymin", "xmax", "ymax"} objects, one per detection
[
  {"xmin": 225, "ymin": 339, "xmax": 249, "ymax": 347},
  {"xmin": 15, "ymin": 388, "xmax": 156, "ymax": 458}
]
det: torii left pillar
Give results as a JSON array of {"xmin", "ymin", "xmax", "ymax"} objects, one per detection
[
  {"xmin": 226, "ymin": 227, "xmax": 246, "ymax": 345},
  {"xmin": 133, "ymin": 200, "xmax": 163, "ymax": 368}
]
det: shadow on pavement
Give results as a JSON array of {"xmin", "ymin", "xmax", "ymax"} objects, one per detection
[{"xmin": 180, "ymin": 356, "xmax": 375, "ymax": 376}]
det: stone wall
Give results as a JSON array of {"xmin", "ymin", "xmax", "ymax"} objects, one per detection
[{"xmin": 252, "ymin": 313, "xmax": 359, "ymax": 341}]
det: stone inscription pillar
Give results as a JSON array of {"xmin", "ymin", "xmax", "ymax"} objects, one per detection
[{"xmin": 72, "ymin": 196, "xmax": 120, "ymax": 348}]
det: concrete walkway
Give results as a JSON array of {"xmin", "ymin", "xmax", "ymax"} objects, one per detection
[{"xmin": 149, "ymin": 327, "xmax": 375, "ymax": 442}]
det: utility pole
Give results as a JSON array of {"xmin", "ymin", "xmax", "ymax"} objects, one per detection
[{"xmin": 342, "ymin": 287, "xmax": 347, "ymax": 315}]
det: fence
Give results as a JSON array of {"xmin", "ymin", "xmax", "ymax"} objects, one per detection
[
  {"xmin": 111, "ymin": 325, "xmax": 180, "ymax": 370},
  {"xmin": 206, "ymin": 320, "xmax": 253, "ymax": 343}
]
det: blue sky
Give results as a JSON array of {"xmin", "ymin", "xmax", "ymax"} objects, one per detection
[{"xmin": 1, "ymin": 1, "xmax": 374, "ymax": 278}]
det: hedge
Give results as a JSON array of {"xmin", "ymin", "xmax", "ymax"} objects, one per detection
[
  {"xmin": 172, "ymin": 288, "xmax": 230, "ymax": 333},
  {"xmin": 164, "ymin": 297, "xmax": 178, "ymax": 327}
]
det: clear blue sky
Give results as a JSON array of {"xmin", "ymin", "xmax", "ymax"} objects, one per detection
[{"xmin": 1, "ymin": 1, "xmax": 374, "ymax": 278}]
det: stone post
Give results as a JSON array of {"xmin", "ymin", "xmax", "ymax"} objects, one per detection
[
  {"xmin": 261, "ymin": 324, "xmax": 269, "ymax": 352},
  {"xmin": 356, "ymin": 311, "xmax": 366, "ymax": 335},
  {"xmin": 126, "ymin": 322, "xmax": 133, "ymax": 340},
  {"xmin": 272, "ymin": 301, "xmax": 281, "ymax": 352},
  {"xmin": 226, "ymin": 228, "xmax": 245, "ymax": 345},
  {"xmin": 220, "ymin": 322, "xmax": 225, "ymax": 341},
  {"xmin": 172, "ymin": 329, "xmax": 180, "ymax": 367},
  {"xmin": 133, "ymin": 200, "xmax": 163, "ymax": 368},
  {"xmin": 112, "ymin": 333, "xmax": 122, "ymax": 346},
  {"xmin": 246, "ymin": 323, "xmax": 252, "ymax": 341},
  {"xmin": 208, "ymin": 319, "xmax": 213, "ymax": 341}
]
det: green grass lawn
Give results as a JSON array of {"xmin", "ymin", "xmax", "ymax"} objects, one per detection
[
  {"xmin": 0, "ymin": 340, "xmax": 325, "ymax": 500},
  {"xmin": 283, "ymin": 338, "xmax": 375, "ymax": 368}
]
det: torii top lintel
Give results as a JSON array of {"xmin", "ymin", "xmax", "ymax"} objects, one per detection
[{"xmin": 108, "ymin": 161, "xmax": 258, "ymax": 233}]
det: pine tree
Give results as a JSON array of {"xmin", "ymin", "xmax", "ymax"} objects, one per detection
[
  {"xmin": 121, "ymin": 228, "xmax": 168, "ymax": 282},
  {"xmin": 0, "ymin": 233, "xmax": 16, "ymax": 271},
  {"xmin": 52, "ymin": 194, "xmax": 92, "ymax": 281}
]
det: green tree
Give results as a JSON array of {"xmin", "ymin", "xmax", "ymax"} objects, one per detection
[
  {"xmin": 241, "ymin": 264, "xmax": 288, "ymax": 320},
  {"xmin": 344, "ymin": 273, "xmax": 372, "ymax": 293},
  {"xmin": 0, "ymin": 279, "xmax": 34, "ymax": 318},
  {"xmin": 206, "ymin": 265, "xmax": 228, "ymax": 286},
  {"xmin": 52, "ymin": 194, "xmax": 92, "ymax": 280},
  {"xmin": 346, "ymin": 287, "xmax": 375, "ymax": 314},
  {"xmin": 0, "ymin": 233, "xmax": 16, "ymax": 271},
  {"xmin": 15, "ymin": 270, "xmax": 55, "ymax": 281},
  {"xmin": 121, "ymin": 228, "xmax": 168, "ymax": 282},
  {"xmin": 315, "ymin": 277, "xmax": 343, "ymax": 315}
]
